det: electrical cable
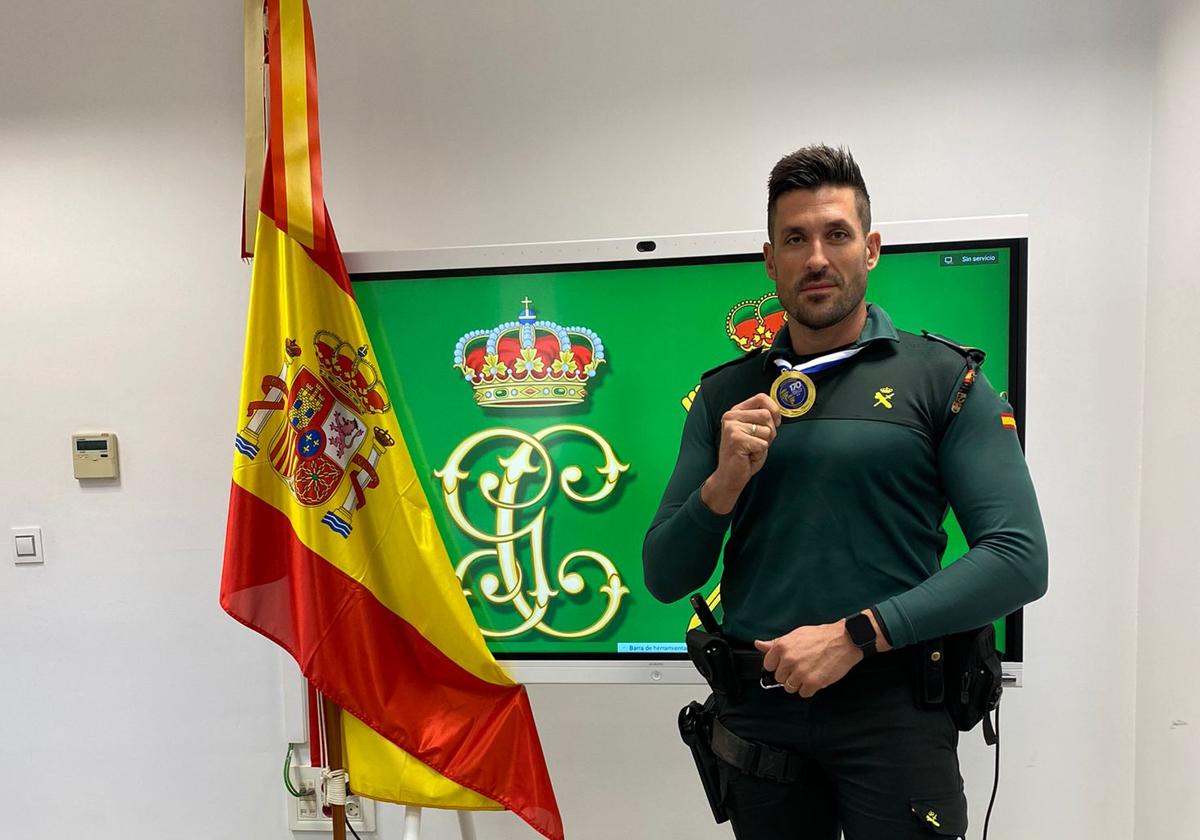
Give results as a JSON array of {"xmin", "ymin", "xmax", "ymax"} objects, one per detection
[
  {"xmin": 283, "ymin": 743, "xmax": 304, "ymax": 798},
  {"xmin": 346, "ymin": 811, "xmax": 363, "ymax": 840},
  {"xmin": 981, "ymin": 705, "xmax": 1000, "ymax": 840}
]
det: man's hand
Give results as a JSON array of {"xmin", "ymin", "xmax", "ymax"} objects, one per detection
[
  {"xmin": 701, "ymin": 394, "xmax": 782, "ymax": 514},
  {"xmin": 755, "ymin": 612, "xmax": 890, "ymax": 698}
]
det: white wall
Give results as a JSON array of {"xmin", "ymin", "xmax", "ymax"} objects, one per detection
[
  {"xmin": 0, "ymin": 2, "xmax": 1159, "ymax": 839},
  {"xmin": 1134, "ymin": 1, "xmax": 1200, "ymax": 837},
  {"xmin": 0, "ymin": 3, "xmax": 280, "ymax": 838}
]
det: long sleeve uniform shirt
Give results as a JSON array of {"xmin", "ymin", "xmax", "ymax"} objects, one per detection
[{"xmin": 643, "ymin": 304, "xmax": 1048, "ymax": 649}]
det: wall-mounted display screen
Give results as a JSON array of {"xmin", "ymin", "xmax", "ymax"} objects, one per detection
[{"xmin": 350, "ymin": 224, "xmax": 1028, "ymax": 679}]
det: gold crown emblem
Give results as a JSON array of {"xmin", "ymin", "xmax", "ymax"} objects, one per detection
[
  {"xmin": 726, "ymin": 293, "xmax": 788, "ymax": 351},
  {"xmin": 313, "ymin": 330, "xmax": 390, "ymax": 415},
  {"xmin": 453, "ymin": 298, "xmax": 606, "ymax": 408}
]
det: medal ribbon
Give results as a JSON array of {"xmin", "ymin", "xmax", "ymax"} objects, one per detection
[{"xmin": 772, "ymin": 345, "xmax": 865, "ymax": 375}]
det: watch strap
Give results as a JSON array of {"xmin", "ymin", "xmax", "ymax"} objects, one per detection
[{"xmin": 845, "ymin": 612, "xmax": 878, "ymax": 657}]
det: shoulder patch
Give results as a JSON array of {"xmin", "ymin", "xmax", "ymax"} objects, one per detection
[
  {"xmin": 921, "ymin": 330, "xmax": 986, "ymax": 365},
  {"xmin": 701, "ymin": 349, "xmax": 763, "ymax": 381}
]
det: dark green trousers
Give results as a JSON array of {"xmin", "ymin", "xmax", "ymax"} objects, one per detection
[{"xmin": 715, "ymin": 651, "xmax": 968, "ymax": 840}]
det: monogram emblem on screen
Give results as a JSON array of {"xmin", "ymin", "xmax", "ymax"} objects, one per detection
[
  {"xmin": 233, "ymin": 331, "xmax": 395, "ymax": 539},
  {"xmin": 435, "ymin": 426, "xmax": 630, "ymax": 638},
  {"xmin": 453, "ymin": 298, "xmax": 606, "ymax": 409}
]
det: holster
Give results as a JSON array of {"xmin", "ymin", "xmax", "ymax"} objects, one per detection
[{"xmin": 677, "ymin": 696, "xmax": 728, "ymax": 824}]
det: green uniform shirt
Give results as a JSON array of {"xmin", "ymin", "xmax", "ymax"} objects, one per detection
[{"xmin": 643, "ymin": 304, "xmax": 1048, "ymax": 649}]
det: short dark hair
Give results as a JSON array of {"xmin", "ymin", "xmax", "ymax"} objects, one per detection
[{"xmin": 767, "ymin": 145, "xmax": 871, "ymax": 242}]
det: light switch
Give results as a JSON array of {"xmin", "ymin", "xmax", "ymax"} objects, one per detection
[{"xmin": 12, "ymin": 527, "xmax": 43, "ymax": 565}]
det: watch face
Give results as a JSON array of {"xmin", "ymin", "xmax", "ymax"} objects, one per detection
[{"xmin": 846, "ymin": 614, "xmax": 876, "ymax": 647}]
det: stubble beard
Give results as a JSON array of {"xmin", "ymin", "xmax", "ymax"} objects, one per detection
[{"xmin": 784, "ymin": 270, "xmax": 867, "ymax": 331}]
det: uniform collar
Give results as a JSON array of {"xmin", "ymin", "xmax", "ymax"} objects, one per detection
[{"xmin": 762, "ymin": 303, "xmax": 900, "ymax": 370}]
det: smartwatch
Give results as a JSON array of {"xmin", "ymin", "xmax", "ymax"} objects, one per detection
[{"xmin": 844, "ymin": 613, "xmax": 878, "ymax": 657}]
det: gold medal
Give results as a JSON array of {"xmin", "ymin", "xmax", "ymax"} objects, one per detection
[{"xmin": 771, "ymin": 370, "xmax": 816, "ymax": 418}]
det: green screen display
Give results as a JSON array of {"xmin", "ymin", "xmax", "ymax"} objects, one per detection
[{"xmin": 353, "ymin": 240, "xmax": 1024, "ymax": 659}]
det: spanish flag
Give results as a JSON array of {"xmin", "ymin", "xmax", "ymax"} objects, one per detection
[{"xmin": 221, "ymin": 2, "xmax": 563, "ymax": 837}]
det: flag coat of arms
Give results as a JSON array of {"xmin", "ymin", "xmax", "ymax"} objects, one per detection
[{"xmin": 220, "ymin": 2, "xmax": 563, "ymax": 837}]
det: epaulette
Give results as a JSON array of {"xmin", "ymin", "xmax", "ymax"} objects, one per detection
[
  {"xmin": 701, "ymin": 348, "xmax": 763, "ymax": 381},
  {"xmin": 921, "ymin": 330, "xmax": 986, "ymax": 365},
  {"xmin": 921, "ymin": 331, "xmax": 985, "ymax": 415}
]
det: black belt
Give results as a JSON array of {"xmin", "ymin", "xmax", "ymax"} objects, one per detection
[
  {"xmin": 710, "ymin": 717, "xmax": 804, "ymax": 783},
  {"xmin": 719, "ymin": 639, "xmax": 914, "ymax": 692},
  {"xmin": 728, "ymin": 648, "xmax": 767, "ymax": 681}
]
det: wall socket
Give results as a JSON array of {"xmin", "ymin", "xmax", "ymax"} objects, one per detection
[{"xmin": 286, "ymin": 764, "xmax": 376, "ymax": 833}]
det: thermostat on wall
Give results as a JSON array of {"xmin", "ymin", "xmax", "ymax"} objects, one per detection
[{"xmin": 72, "ymin": 433, "xmax": 119, "ymax": 479}]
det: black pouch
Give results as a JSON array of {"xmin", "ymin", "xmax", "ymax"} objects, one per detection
[
  {"xmin": 685, "ymin": 628, "xmax": 742, "ymax": 698},
  {"xmin": 942, "ymin": 624, "xmax": 1003, "ymax": 743},
  {"xmin": 678, "ymin": 696, "xmax": 728, "ymax": 824}
]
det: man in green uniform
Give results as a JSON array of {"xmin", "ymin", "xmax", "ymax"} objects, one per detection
[{"xmin": 644, "ymin": 145, "xmax": 1048, "ymax": 839}]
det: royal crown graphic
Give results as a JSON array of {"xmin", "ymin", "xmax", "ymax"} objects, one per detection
[
  {"xmin": 680, "ymin": 294, "xmax": 790, "ymax": 411},
  {"xmin": 726, "ymin": 293, "xmax": 788, "ymax": 351},
  {"xmin": 453, "ymin": 298, "xmax": 606, "ymax": 408},
  {"xmin": 311, "ymin": 330, "xmax": 390, "ymax": 415}
]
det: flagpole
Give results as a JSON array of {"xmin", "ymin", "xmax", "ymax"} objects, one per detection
[
  {"xmin": 402, "ymin": 806, "xmax": 422, "ymax": 839},
  {"xmin": 322, "ymin": 695, "xmax": 348, "ymax": 840},
  {"xmin": 457, "ymin": 810, "xmax": 478, "ymax": 840},
  {"xmin": 399, "ymin": 806, "xmax": 476, "ymax": 840}
]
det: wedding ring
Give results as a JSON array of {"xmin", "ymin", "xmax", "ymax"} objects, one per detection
[{"xmin": 749, "ymin": 423, "xmax": 758, "ymax": 437}]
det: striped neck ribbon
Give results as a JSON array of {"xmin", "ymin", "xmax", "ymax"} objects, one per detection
[{"xmin": 772, "ymin": 345, "xmax": 866, "ymax": 376}]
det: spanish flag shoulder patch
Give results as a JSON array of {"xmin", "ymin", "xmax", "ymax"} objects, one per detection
[{"xmin": 1000, "ymin": 411, "xmax": 1018, "ymax": 430}]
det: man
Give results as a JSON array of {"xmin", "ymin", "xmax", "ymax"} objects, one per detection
[{"xmin": 643, "ymin": 145, "xmax": 1047, "ymax": 839}]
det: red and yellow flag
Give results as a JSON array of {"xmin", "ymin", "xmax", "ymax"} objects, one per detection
[{"xmin": 221, "ymin": 3, "xmax": 563, "ymax": 837}]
